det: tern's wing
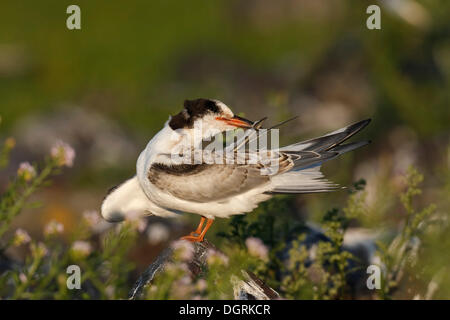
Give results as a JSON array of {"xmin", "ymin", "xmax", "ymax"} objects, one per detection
[
  {"xmin": 147, "ymin": 162, "xmax": 273, "ymax": 203},
  {"xmin": 147, "ymin": 119, "xmax": 371, "ymax": 200},
  {"xmin": 268, "ymin": 119, "xmax": 371, "ymax": 194}
]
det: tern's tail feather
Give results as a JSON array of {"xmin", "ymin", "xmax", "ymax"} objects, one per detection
[
  {"xmin": 268, "ymin": 166, "xmax": 341, "ymax": 194},
  {"xmin": 269, "ymin": 119, "xmax": 371, "ymax": 194},
  {"xmin": 280, "ymin": 119, "xmax": 371, "ymax": 153}
]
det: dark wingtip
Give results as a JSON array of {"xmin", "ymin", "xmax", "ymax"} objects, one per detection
[
  {"xmin": 323, "ymin": 119, "xmax": 372, "ymax": 151},
  {"xmin": 348, "ymin": 118, "xmax": 371, "ymax": 131},
  {"xmin": 343, "ymin": 118, "xmax": 372, "ymax": 140},
  {"xmin": 361, "ymin": 118, "xmax": 372, "ymax": 127}
]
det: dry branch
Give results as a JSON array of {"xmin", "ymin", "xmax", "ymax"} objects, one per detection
[{"xmin": 128, "ymin": 239, "xmax": 280, "ymax": 300}]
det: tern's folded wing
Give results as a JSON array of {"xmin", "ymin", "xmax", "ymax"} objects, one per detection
[{"xmin": 147, "ymin": 163, "xmax": 271, "ymax": 203}]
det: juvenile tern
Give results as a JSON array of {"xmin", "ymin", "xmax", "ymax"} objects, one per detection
[{"xmin": 101, "ymin": 99, "xmax": 371, "ymax": 242}]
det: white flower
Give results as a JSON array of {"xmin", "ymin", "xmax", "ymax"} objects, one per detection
[
  {"xmin": 147, "ymin": 223, "xmax": 170, "ymax": 245},
  {"xmin": 71, "ymin": 241, "xmax": 92, "ymax": 257},
  {"xmin": 51, "ymin": 140, "xmax": 75, "ymax": 167},
  {"xmin": 44, "ymin": 220, "xmax": 64, "ymax": 236},
  {"xmin": 17, "ymin": 162, "xmax": 36, "ymax": 181},
  {"xmin": 12, "ymin": 228, "xmax": 31, "ymax": 246},
  {"xmin": 245, "ymin": 237, "xmax": 269, "ymax": 261}
]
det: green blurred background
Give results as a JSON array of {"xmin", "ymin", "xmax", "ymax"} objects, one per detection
[{"xmin": 0, "ymin": 0, "xmax": 449, "ymax": 298}]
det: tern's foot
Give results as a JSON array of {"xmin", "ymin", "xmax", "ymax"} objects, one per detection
[{"xmin": 180, "ymin": 234, "xmax": 204, "ymax": 242}]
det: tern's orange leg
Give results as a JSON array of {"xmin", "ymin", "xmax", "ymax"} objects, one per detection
[
  {"xmin": 190, "ymin": 216, "xmax": 206, "ymax": 236},
  {"xmin": 181, "ymin": 218, "xmax": 214, "ymax": 242}
]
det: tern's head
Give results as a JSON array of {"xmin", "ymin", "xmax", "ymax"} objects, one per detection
[{"xmin": 167, "ymin": 99, "xmax": 254, "ymax": 139}]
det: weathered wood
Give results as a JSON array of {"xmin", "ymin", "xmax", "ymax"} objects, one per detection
[
  {"xmin": 128, "ymin": 239, "xmax": 280, "ymax": 300},
  {"xmin": 128, "ymin": 246, "xmax": 174, "ymax": 300},
  {"xmin": 232, "ymin": 270, "xmax": 280, "ymax": 300}
]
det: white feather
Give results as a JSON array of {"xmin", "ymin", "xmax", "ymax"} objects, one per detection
[
  {"xmin": 101, "ymin": 176, "xmax": 179, "ymax": 222},
  {"xmin": 269, "ymin": 166, "xmax": 339, "ymax": 193},
  {"xmin": 102, "ymin": 102, "xmax": 368, "ymax": 222}
]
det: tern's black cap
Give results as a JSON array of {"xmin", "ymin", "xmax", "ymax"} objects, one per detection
[{"xmin": 169, "ymin": 98, "xmax": 220, "ymax": 130}]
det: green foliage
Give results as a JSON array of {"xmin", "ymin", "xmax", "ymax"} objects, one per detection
[
  {"xmin": 0, "ymin": 115, "xmax": 442, "ymax": 299},
  {"xmin": 144, "ymin": 242, "xmax": 267, "ymax": 300},
  {"xmin": 0, "ymin": 120, "xmax": 138, "ymax": 299},
  {"xmin": 0, "ymin": 0, "xmax": 448, "ymax": 300},
  {"xmin": 280, "ymin": 235, "xmax": 313, "ymax": 299},
  {"xmin": 217, "ymin": 182, "xmax": 365, "ymax": 299},
  {"xmin": 313, "ymin": 209, "xmax": 355, "ymax": 299},
  {"xmin": 0, "ymin": 160, "xmax": 59, "ymax": 239},
  {"xmin": 376, "ymin": 166, "xmax": 437, "ymax": 299},
  {"xmin": 217, "ymin": 196, "xmax": 298, "ymax": 247}
]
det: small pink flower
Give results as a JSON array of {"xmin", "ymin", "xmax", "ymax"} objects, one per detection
[
  {"xmin": 51, "ymin": 140, "xmax": 75, "ymax": 167},
  {"xmin": 147, "ymin": 223, "xmax": 170, "ymax": 245},
  {"xmin": 71, "ymin": 240, "xmax": 92, "ymax": 257},
  {"xmin": 178, "ymin": 262, "xmax": 190, "ymax": 273},
  {"xmin": 105, "ymin": 286, "xmax": 115, "ymax": 298},
  {"xmin": 245, "ymin": 237, "xmax": 269, "ymax": 261},
  {"xmin": 44, "ymin": 220, "xmax": 64, "ymax": 236},
  {"xmin": 126, "ymin": 210, "xmax": 142, "ymax": 221},
  {"xmin": 19, "ymin": 273, "xmax": 27, "ymax": 283},
  {"xmin": 82, "ymin": 210, "xmax": 111, "ymax": 233},
  {"xmin": 17, "ymin": 162, "xmax": 36, "ymax": 181},
  {"xmin": 196, "ymin": 279, "xmax": 207, "ymax": 292},
  {"xmin": 124, "ymin": 210, "xmax": 147, "ymax": 232},
  {"xmin": 162, "ymin": 261, "xmax": 189, "ymax": 274},
  {"xmin": 206, "ymin": 249, "xmax": 229, "ymax": 266},
  {"xmin": 171, "ymin": 240, "xmax": 194, "ymax": 261},
  {"xmin": 165, "ymin": 262, "xmax": 180, "ymax": 274},
  {"xmin": 178, "ymin": 275, "xmax": 192, "ymax": 286},
  {"xmin": 136, "ymin": 220, "xmax": 147, "ymax": 233},
  {"xmin": 82, "ymin": 210, "xmax": 101, "ymax": 227},
  {"xmin": 13, "ymin": 228, "xmax": 31, "ymax": 246}
]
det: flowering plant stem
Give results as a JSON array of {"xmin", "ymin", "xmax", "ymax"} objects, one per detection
[
  {"xmin": 0, "ymin": 160, "xmax": 57, "ymax": 239},
  {"xmin": 11, "ymin": 251, "xmax": 44, "ymax": 299}
]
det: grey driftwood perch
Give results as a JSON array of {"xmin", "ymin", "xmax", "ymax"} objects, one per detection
[{"xmin": 128, "ymin": 239, "xmax": 280, "ymax": 300}]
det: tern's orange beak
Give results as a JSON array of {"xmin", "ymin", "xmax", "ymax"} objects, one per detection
[{"xmin": 215, "ymin": 115, "xmax": 254, "ymax": 129}]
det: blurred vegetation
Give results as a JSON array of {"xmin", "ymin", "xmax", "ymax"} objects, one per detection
[
  {"xmin": 0, "ymin": 0, "xmax": 449, "ymax": 299},
  {"xmin": 0, "ymin": 131, "xmax": 443, "ymax": 298}
]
